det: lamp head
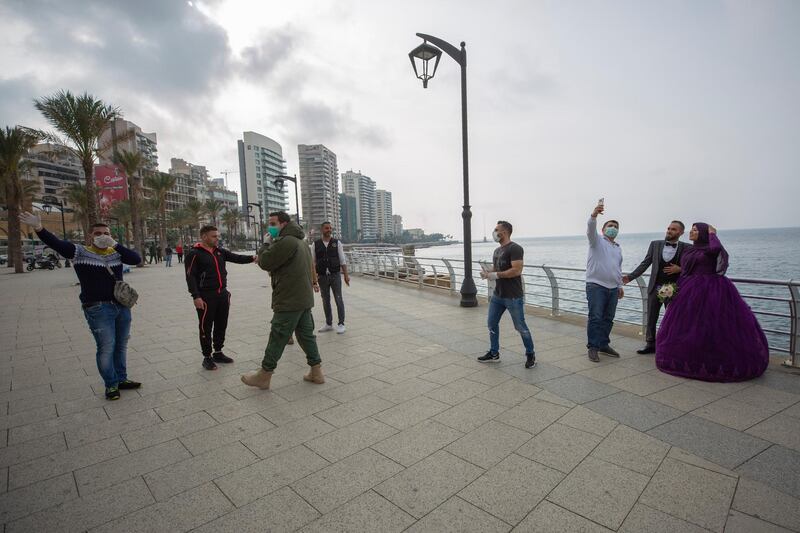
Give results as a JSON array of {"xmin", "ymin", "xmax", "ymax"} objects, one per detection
[{"xmin": 409, "ymin": 41, "xmax": 442, "ymax": 88}]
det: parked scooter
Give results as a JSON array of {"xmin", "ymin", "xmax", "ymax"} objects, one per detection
[{"xmin": 26, "ymin": 256, "xmax": 56, "ymax": 271}]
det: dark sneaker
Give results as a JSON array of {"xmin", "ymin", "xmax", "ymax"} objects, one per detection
[
  {"xmin": 105, "ymin": 386, "xmax": 120, "ymax": 400},
  {"xmin": 212, "ymin": 352, "xmax": 234, "ymax": 364},
  {"xmin": 477, "ymin": 351, "xmax": 500, "ymax": 363},
  {"xmin": 118, "ymin": 379, "xmax": 141, "ymax": 390},
  {"xmin": 599, "ymin": 346, "xmax": 620, "ymax": 357},
  {"xmin": 525, "ymin": 352, "xmax": 536, "ymax": 369},
  {"xmin": 202, "ymin": 357, "xmax": 218, "ymax": 371},
  {"xmin": 588, "ymin": 348, "xmax": 600, "ymax": 362},
  {"xmin": 637, "ymin": 345, "xmax": 655, "ymax": 355}
]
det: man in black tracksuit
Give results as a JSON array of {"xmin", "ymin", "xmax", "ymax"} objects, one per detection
[{"xmin": 185, "ymin": 225, "xmax": 256, "ymax": 370}]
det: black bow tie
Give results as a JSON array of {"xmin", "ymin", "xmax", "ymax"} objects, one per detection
[{"xmin": 665, "ymin": 242, "xmax": 677, "ymax": 248}]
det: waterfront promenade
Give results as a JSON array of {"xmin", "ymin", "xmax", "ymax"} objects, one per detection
[{"xmin": 1, "ymin": 265, "xmax": 799, "ymax": 532}]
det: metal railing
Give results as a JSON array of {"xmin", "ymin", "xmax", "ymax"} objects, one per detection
[{"xmin": 345, "ymin": 248, "xmax": 800, "ymax": 368}]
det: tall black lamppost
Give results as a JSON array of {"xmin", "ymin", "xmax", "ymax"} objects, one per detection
[
  {"xmin": 40, "ymin": 195, "xmax": 71, "ymax": 267},
  {"xmin": 247, "ymin": 202, "xmax": 264, "ymax": 242},
  {"xmin": 273, "ymin": 175, "xmax": 301, "ymax": 224},
  {"xmin": 408, "ymin": 33, "xmax": 477, "ymax": 307},
  {"xmin": 247, "ymin": 214, "xmax": 259, "ymax": 251}
]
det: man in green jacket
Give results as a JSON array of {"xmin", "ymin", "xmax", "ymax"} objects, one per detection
[{"xmin": 241, "ymin": 211, "xmax": 325, "ymax": 389}]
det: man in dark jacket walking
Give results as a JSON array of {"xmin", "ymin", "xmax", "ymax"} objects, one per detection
[
  {"xmin": 241, "ymin": 211, "xmax": 325, "ymax": 389},
  {"xmin": 185, "ymin": 225, "xmax": 256, "ymax": 370}
]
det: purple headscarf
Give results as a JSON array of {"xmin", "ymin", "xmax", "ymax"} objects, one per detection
[{"xmin": 693, "ymin": 222, "xmax": 729, "ymax": 275}]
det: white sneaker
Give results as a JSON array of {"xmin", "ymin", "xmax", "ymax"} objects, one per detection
[
  {"xmin": 336, "ymin": 324, "xmax": 346, "ymax": 334},
  {"xmin": 318, "ymin": 324, "xmax": 334, "ymax": 332}
]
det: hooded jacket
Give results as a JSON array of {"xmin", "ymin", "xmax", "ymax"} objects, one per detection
[{"xmin": 258, "ymin": 221, "xmax": 314, "ymax": 312}]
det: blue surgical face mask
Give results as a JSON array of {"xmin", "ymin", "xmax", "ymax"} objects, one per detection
[
  {"xmin": 604, "ymin": 226, "xmax": 619, "ymax": 239},
  {"xmin": 268, "ymin": 226, "xmax": 280, "ymax": 238}
]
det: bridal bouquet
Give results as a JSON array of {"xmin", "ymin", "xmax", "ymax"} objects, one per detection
[{"xmin": 657, "ymin": 282, "xmax": 677, "ymax": 303}]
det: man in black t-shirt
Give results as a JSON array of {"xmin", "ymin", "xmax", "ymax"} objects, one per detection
[{"xmin": 478, "ymin": 220, "xmax": 536, "ymax": 368}]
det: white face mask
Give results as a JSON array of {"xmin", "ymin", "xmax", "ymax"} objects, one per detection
[
  {"xmin": 492, "ymin": 230, "xmax": 502, "ymax": 243},
  {"xmin": 93, "ymin": 235, "xmax": 114, "ymax": 248}
]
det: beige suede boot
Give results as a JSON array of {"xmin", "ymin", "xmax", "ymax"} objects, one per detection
[
  {"xmin": 303, "ymin": 364, "xmax": 325, "ymax": 384},
  {"xmin": 241, "ymin": 368, "xmax": 273, "ymax": 389}
]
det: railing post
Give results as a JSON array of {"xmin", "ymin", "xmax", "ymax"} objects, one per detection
[
  {"xmin": 635, "ymin": 277, "xmax": 648, "ymax": 336},
  {"xmin": 373, "ymin": 255, "xmax": 379, "ymax": 278},
  {"xmin": 541, "ymin": 266, "xmax": 559, "ymax": 316},
  {"xmin": 389, "ymin": 255, "xmax": 399, "ymax": 281},
  {"xmin": 785, "ymin": 280, "xmax": 799, "ymax": 368},
  {"xmin": 412, "ymin": 258, "xmax": 423, "ymax": 288},
  {"xmin": 442, "ymin": 259, "xmax": 456, "ymax": 294}
]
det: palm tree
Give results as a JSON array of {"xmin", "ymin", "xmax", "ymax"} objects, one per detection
[
  {"xmin": 168, "ymin": 208, "xmax": 193, "ymax": 244},
  {"xmin": 34, "ymin": 91, "xmax": 122, "ymax": 226},
  {"xmin": 114, "ymin": 149, "xmax": 146, "ymax": 264},
  {"xmin": 221, "ymin": 207, "xmax": 241, "ymax": 238},
  {"xmin": 1, "ymin": 127, "xmax": 41, "ymax": 272},
  {"xmin": 204, "ymin": 199, "xmax": 225, "ymax": 226},
  {"xmin": 65, "ymin": 183, "xmax": 90, "ymax": 239},
  {"xmin": 143, "ymin": 172, "xmax": 176, "ymax": 258},
  {"xmin": 184, "ymin": 198, "xmax": 206, "ymax": 239},
  {"xmin": 109, "ymin": 199, "xmax": 132, "ymax": 244}
]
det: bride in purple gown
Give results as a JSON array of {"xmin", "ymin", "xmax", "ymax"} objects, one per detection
[{"xmin": 656, "ymin": 223, "xmax": 769, "ymax": 382}]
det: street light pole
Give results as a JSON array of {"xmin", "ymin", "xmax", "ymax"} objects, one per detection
[
  {"xmin": 273, "ymin": 175, "xmax": 301, "ymax": 225},
  {"xmin": 247, "ymin": 203, "xmax": 263, "ymax": 244},
  {"xmin": 409, "ymin": 33, "xmax": 477, "ymax": 307}
]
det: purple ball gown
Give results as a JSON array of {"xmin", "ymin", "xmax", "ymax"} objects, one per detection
[{"xmin": 656, "ymin": 223, "xmax": 769, "ymax": 382}]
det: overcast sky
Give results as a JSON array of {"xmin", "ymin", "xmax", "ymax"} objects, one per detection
[{"xmin": 1, "ymin": 0, "xmax": 798, "ymax": 238}]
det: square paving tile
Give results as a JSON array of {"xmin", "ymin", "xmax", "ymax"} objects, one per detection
[
  {"xmin": 374, "ymin": 396, "xmax": 450, "ymax": 430},
  {"xmin": 691, "ymin": 397, "xmax": 777, "ymax": 431},
  {"xmin": 538, "ymin": 375, "xmax": 620, "ymax": 405},
  {"xmin": 405, "ymin": 496, "xmax": 510, "ymax": 533},
  {"xmin": 371, "ymin": 419, "xmax": 464, "ymax": 467},
  {"xmin": 724, "ymin": 509, "xmax": 793, "ymax": 533},
  {"xmin": 726, "ymin": 385, "xmax": 800, "ymax": 413},
  {"xmin": 459, "ymin": 454, "xmax": 563, "ymax": 525},
  {"xmin": 610, "ymin": 371, "xmax": 680, "ymax": 396},
  {"xmin": 516, "ymin": 423, "xmax": 602, "ymax": 473},
  {"xmin": 305, "ymin": 417, "xmax": 398, "ymax": 462},
  {"xmin": 374, "ymin": 450, "xmax": 484, "ymax": 519},
  {"xmin": 423, "ymin": 378, "xmax": 491, "ymax": 405},
  {"xmin": 590, "ymin": 424, "xmax": 669, "ymax": 476},
  {"xmin": 647, "ymin": 414, "xmax": 771, "ymax": 469},
  {"xmin": 547, "ymin": 456, "xmax": 649, "ymax": 530},
  {"xmin": 646, "ymin": 383, "xmax": 721, "ymax": 412},
  {"xmin": 735, "ymin": 445, "xmax": 800, "ymax": 499},
  {"xmin": 585, "ymin": 391, "xmax": 683, "ymax": 431},
  {"xmin": 746, "ymin": 413, "xmax": 800, "ymax": 452},
  {"xmin": 498, "ymin": 361, "xmax": 572, "ymax": 384},
  {"xmin": 445, "ymin": 420, "xmax": 532, "ymax": 469},
  {"xmin": 292, "ymin": 448, "xmax": 403, "ymax": 514},
  {"xmin": 557, "ymin": 405, "xmax": 618, "ymax": 437},
  {"xmin": 639, "ymin": 457, "xmax": 738, "ymax": 532},
  {"xmin": 618, "ymin": 503, "xmax": 708, "ymax": 533},
  {"xmin": 432, "ymin": 397, "xmax": 509, "ymax": 433},
  {"xmin": 512, "ymin": 500, "xmax": 614, "ymax": 532},
  {"xmin": 299, "ymin": 490, "xmax": 414, "ymax": 533},
  {"xmin": 732, "ymin": 477, "xmax": 800, "ymax": 532},
  {"xmin": 495, "ymin": 397, "xmax": 570, "ymax": 436},
  {"xmin": 477, "ymin": 379, "xmax": 541, "ymax": 407}
]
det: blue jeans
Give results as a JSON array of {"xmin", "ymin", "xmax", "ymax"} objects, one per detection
[
  {"xmin": 165, "ymin": 255, "xmax": 172, "ymax": 267},
  {"xmin": 83, "ymin": 302, "xmax": 132, "ymax": 388},
  {"xmin": 586, "ymin": 283, "xmax": 619, "ymax": 349},
  {"xmin": 488, "ymin": 296, "xmax": 535, "ymax": 355}
]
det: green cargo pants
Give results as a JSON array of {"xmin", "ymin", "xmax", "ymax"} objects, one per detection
[{"xmin": 261, "ymin": 308, "xmax": 322, "ymax": 372}]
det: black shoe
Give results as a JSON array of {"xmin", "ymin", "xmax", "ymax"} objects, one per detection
[
  {"xmin": 588, "ymin": 348, "xmax": 600, "ymax": 362},
  {"xmin": 477, "ymin": 351, "xmax": 500, "ymax": 363},
  {"xmin": 118, "ymin": 379, "xmax": 141, "ymax": 390},
  {"xmin": 599, "ymin": 346, "xmax": 620, "ymax": 357},
  {"xmin": 202, "ymin": 357, "xmax": 218, "ymax": 371},
  {"xmin": 105, "ymin": 386, "xmax": 120, "ymax": 400},
  {"xmin": 212, "ymin": 352, "xmax": 234, "ymax": 364},
  {"xmin": 525, "ymin": 352, "xmax": 536, "ymax": 369},
  {"xmin": 637, "ymin": 345, "xmax": 656, "ymax": 355}
]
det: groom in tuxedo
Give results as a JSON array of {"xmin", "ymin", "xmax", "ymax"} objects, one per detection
[{"xmin": 623, "ymin": 220, "xmax": 691, "ymax": 354}]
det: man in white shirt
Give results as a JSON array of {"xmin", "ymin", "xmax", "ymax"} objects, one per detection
[
  {"xmin": 585, "ymin": 201, "xmax": 624, "ymax": 362},
  {"xmin": 311, "ymin": 222, "xmax": 350, "ymax": 334}
]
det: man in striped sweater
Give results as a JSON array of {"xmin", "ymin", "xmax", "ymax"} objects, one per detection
[{"xmin": 20, "ymin": 211, "xmax": 142, "ymax": 400}]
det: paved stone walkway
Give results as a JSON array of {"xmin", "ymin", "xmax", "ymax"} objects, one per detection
[{"xmin": 1, "ymin": 263, "xmax": 799, "ymax": 532}]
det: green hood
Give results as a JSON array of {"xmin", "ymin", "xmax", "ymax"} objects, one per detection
[{"xmin": 279, "ymin": 221, "xmax": 305, "ymax": 240}]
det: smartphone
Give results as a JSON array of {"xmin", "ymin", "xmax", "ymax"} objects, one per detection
[{"xmin": 598, "ymin": 197, "xmax": 604, "ymax": 206}]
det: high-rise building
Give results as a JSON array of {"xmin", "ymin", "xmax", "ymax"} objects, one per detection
[
  {"xmin": 99, "ymin": 119, "xmax": 158, "ymax": 172},
  {"xmin": 375, "ymin": 189, "xmax": 393, "ymax": 239},
  {"xmin": 298, "ymin": 144, "xmax": 340, "ymax": 237},
  {"xmin": 237, "ymin": 132, "xmax": 288, "ymax": 223},
  {"xmin": 392, "ymin": 214, "xmax": 403, "ymax": 237},
  {"xmin": 24, "ymin": 143, "xmax": 84, "ymax": 208},
  {"xmin": 339, "ymin": 193, "xmax": 358, "ymax": 242},
  {"xmin": 341, "ymin": 170, "xmax": 377, "ymax": 241},
  {"xmin": 168, "ymin": 158, "xmax": 207, "ymax": 213}
]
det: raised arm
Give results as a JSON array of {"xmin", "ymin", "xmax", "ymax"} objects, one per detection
[
  {"xmin": 35, "ymin": 227, "xmax": 77, "ymax": 260},
  {"xmin": 587, "ymin": 216, "xmax": 599, "ymax": 247},
  {"xmin": 114, "ymin": 243, "xmax": 141, "ymax": 265}
]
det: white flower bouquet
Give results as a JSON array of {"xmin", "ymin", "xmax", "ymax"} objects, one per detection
[{"xmin": 657, "ymin": 282, "xmax": 677, "ymax": 303}]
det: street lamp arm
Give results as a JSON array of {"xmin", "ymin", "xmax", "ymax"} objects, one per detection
[{"xmin": 416, "ymin": 33, "xmax": 464, "ymax": 65}]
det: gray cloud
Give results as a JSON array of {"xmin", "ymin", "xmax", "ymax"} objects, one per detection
[{"xmin": 279, "ymin": 100, "xmax": 391, "ymax": 149}]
